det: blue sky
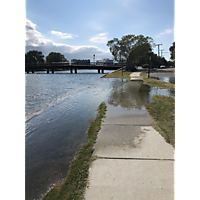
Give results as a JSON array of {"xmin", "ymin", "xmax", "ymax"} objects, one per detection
[{"xmin": 25, "ymin": 0, "xmax": 174, "ymax": 61}]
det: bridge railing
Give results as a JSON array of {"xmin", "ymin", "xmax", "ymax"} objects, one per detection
[
  {"xmin": 25, "ymin": 62, "xmax": 126, "ymax": 68},
  {"xmin": 25, "ymin": 62, "xmax": 70, "ymax": 67}
]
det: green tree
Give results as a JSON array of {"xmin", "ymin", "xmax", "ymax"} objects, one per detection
[
  {"xmin": 169, "ymin": 42, "xmax": 175, "ymax": 60},
  {"xmin": 25, "ymin": 50, "xmax": 44, "ymax": 64},
  {"xmin": 167, "ymin": 60, "xmax": 175, "ymax": 68},
  {"xmin": 107, "ymin": 38, "xmax": 121, "ymax": 61},
  {"xmin": 127, "ymin": 42, "xmax": 150, "ymax": 69},
  {"xmin": 107, "ymin": 34, "xmax": 153, "ymax": 71},
  {"xmin": 151, "ymin": 53, "xmax": 161, "ymax": 68},
  {"xmin": 151, "ymin": 53, "xmax": 168, "ymax": 68},
  {"xmin": 46, "ymin": 52, "xmax": 68, "ymax": 63}
]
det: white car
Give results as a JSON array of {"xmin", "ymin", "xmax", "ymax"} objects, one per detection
[{"xmin": 160, "ymin": 65, "xmax": 165, "ymax": 68}]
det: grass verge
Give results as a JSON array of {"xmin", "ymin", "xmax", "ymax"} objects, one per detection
[
  {"xmin": 104, "ymin": 69, "xmax": 132, "ymax": 81},
  {"xmin": 43, "ymin": 102, "xmax": 107, "ymax": 200},
  {"xmin": 145, "ymin": 95, "xmax": 175, "ymax": 147},
  {"xmin": 140, "ymin": 72, "xmax": 175, "ymax": 89},
  {"xmin": 140, "ymin": 72, "xmax": 148, "ymax": 78}
]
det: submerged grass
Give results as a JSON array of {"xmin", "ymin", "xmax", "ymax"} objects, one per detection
[
  {"xmin": 143, "ymin": 78, "xmax": 175, "ymax": 89},
  {"xmin": 140, "ymin": 72, "xmax": 175, "ymax": 89},
  {"xmin": 145, "ymin": 95, "xmax": 175, "ymax": 147},
  {"xmin": 104, "ymin": 69, "xmax": 132, "ymax": 81},
  {"xmin": 43, "ymin": 102, "xmax": 107, "ymax": 200}
]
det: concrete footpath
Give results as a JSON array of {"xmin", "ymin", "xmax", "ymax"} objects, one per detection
[
  {"xmin": 130, "ymin": 72, "xmax": 144, "ymax": 81},
  {"xmin": 84, "ymin": 82, "xmax": 175, "ymax": 199}
]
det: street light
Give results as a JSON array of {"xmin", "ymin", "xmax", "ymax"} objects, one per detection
[
  {"xmin": 93, "ymin": 54, "xmax": 95, "ymax": 65},
  {"xmin": 148, "ymin": 48, "xmax": 152, "ymax": 78}
]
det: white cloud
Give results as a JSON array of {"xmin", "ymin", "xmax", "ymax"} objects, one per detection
[
  {"xmin": 51, "ymin": 30, "xmax": 78, "ymax": 39},
  {"xmin": 156, "ymin": 29, "xmax": 173, "ymax": 37},
  {"xmin": 90, "ymin": 33, "xmax": 108, "ymax": 44},
  {"xmin": 25, "ymin": 19, "xmax": 112, "ymax": 60},
  {"xmin": 161, "ymin": 29, "xmax": 173, "ymax": 35},
  {"xmin": 26, "ymin": 19, "xmax": 51, "ymax": 46}
]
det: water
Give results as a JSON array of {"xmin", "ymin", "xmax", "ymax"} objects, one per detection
[
  {"xmin": 25, "ymin": 70, "xmax": 174, "ymax": 200},
  {"xmin": 150, "ymin": 71, "xmax": 175, "ymax": 85},
  {"xmin": 157, "ymin": 76, "xmax": 175, "ymax": 84},
  {"xmin": 25, "ymin": 70, "xmax": 123, "ymax": 200},
  {"xmin": 25, "ymin": 70, "xmax": 107, "ymax": 122},
  {"xmin": 149, "ymin": 75, "xmax": 175, "ymax": 99}
]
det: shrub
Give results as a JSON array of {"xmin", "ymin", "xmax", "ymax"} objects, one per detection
[
  {"xmin": 126, "ymin": 63, "xmax": 137, "ymax": 72},
  {"xmin": 142, "ymin": 64, "xmax": 150, "ymax": 68}
]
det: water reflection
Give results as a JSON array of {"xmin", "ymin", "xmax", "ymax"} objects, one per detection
[
  {"xmin": 108, "ymin": 79, "xmax": 175, "ymax": 110},
  {"xmin": 158, "ymin": 76, "xmax": 175, "ymax": 84},
  {"xmin": 108, "ymin": 81, "xmax": 151, "ymax": 109},
  {"xmin": 149, "ymin": 87, "xmax": 175, "ymax": 99}
]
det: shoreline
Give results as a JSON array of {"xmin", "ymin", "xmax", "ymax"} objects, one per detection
[{"xmin": 42, "ymin": 102, "xmax": 107, "ymax": 199}]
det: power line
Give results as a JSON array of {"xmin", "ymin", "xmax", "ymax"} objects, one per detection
[
  {"xmin": 155, "ymin": 44, "xmax": 162, "ymax": 57},
  {"xmin": 161, "ymin": 49, "xmax": 165, "ymax": 57},
  {"xmin": 161, "ymin": 50, "xmax": 170, "ymax": 57}
]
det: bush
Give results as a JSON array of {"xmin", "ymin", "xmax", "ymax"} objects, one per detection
[
  {"xmin": 126, "ymin": 63, "xmax": 137, "ymax": 72},
  {"xmin": 142, "ymin": 64, "xmax": 150, "ymax": 68}
]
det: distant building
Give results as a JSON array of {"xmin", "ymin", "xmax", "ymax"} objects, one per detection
[
  {"xmin": 96, "ymin": 60, "xmax": 104, "ymax": 66},
  {"xmin": 96, "ymin": 58, "xmax": 113, "ymax": 66},
  {"xmin": 71, "ymin": 59, "xmax": 90, "ymax": 65}
]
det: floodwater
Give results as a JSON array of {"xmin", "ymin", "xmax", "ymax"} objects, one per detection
[
  {"xmin": 149, "ymin": 70, "xmax": 175, "ymax": 98},
  {"xmin": 150, "ymin": 68, "xmax": 175, "ymax": 84},
  {"xmin": 25, "ymin": 70, "xmax": 174, "ymax": 200}
]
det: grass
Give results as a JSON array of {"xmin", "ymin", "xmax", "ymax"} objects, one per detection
[
  {"xmin": 140, "ymin": 72, "xmax": 175, "ymax": 89},
  {"xmin": 103, "ymin": 69, "xmax": 132, "ymax": 81},
  {"xmin": 140, "ymin": 72, "xmax": 148, "ymax": 78},
  {"xmin": 43, "ymin": 102, "xmax": 107, "ymax": 200},
  {"xmin": 104, "ymin": 70, "xmax": 175, "ymax": 89},
  {"xmin": 145, "ymin": 95, "xmax": 175, "ymax": 147}
]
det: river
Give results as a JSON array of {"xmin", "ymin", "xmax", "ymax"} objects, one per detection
[{"xmin": 25, "ymin": 70, "xmax": 175, "ymax": 200}]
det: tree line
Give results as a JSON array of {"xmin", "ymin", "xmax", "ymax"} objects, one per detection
[
  {"xmin": 107, "ymin": 34, "xmax": 175, "ymax": 71},
  {"xmin": 25, "ymin": 51, "xmax": 68, "ymax": 64},
  {"xmin": 25, "ymin": 34, "xmax": 175, "ymax": 71}
]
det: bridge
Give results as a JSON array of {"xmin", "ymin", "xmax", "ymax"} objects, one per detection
[{"xmin": 25, "ymin": 62, "xmax": 126, "ymax": 74}]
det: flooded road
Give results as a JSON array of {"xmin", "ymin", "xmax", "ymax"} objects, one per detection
[{"xmin": 150, "ymin": 68, "xmax": 175, "ymax": 84}]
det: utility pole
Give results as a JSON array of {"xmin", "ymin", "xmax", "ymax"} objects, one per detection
[
  {"xmin": 155, "ymin": 44, "xmax": 162, "ymax": 57},
  {"xmin": 161, "ymin": 49, "xmax": 164, "ymax": 57},
  {"xmin": 161, "ymin": 51, "xmax": 170, "ymax": 58}
]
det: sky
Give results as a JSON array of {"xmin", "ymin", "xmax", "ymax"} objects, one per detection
[{"xmin": 25, "ymin": 0, "xmax": 174, "ymax": 61}]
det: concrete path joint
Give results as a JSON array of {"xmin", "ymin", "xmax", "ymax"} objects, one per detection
[{"xmin": 98, "ymin": 157, "xmax": 175, "ymax": 161}]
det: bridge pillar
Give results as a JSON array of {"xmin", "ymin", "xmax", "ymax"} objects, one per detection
[
  {"xmin": 47, "ymin": 70, "xmax": 49, "ymax": 74},
  {"xmin": 32, "ymin": 70, "xmax": 34, "ymax": 74},
  {"xmin": 70, "ymin": 68, "xmax": 73, "ymax": 73},
  {"xmin": 98, "ymin": 69, "xmax": 100, "ymax": 73},
  {"xmin": 52, "ymin": 70, "xmax": 54, "ymax": 74},
  {"xmin": 75, "ymin": 68, "xmax": 77, "ymax": 74},
  {"xmin": 26, "ymin": 71, "xmax": 29, "ymax": 74},
  {"xmin": 101, "ymin": 69, "xmax": 104, "ymax": 73}
]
